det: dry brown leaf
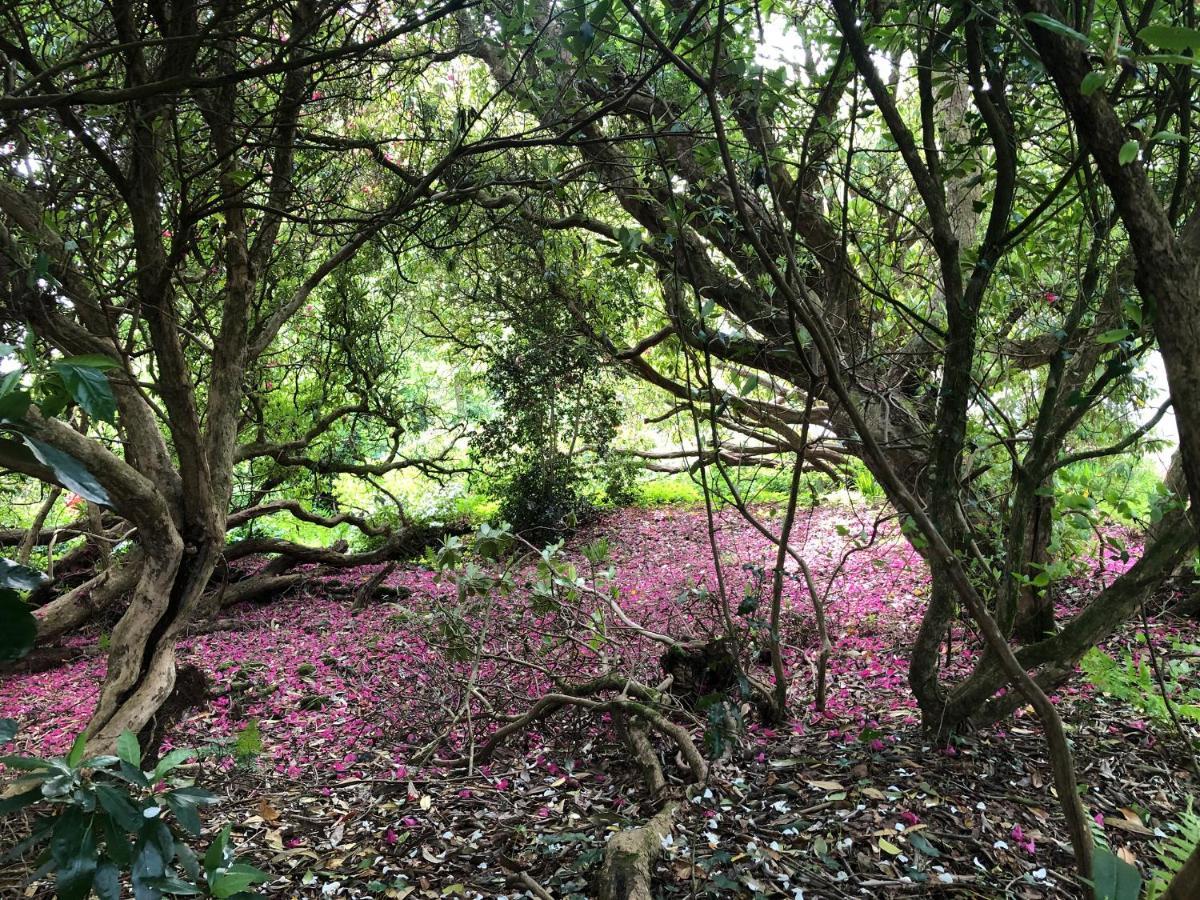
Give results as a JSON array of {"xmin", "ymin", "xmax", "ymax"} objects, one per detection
[
  {"xmin": 808, "ymin": 780, "xmax": 845, "ymax": 792},
  {"xmin": 257, "ymin": 797, "xmax": 281, "ymax": 823}
]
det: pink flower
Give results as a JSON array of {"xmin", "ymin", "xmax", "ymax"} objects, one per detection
[
  {"xmin": 1011, "ymin": 825, "xmax": 1036, "ymax": 854},
  {"xmin": 384, "ymin": 827, "xmax": 398, "ymax": 845},
  {"xmin": 900, "ymin": 811, "xmax": 920, "ymax": 826}
]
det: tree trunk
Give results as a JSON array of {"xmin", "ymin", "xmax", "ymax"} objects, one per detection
[
  {"xmin": 939, "ymin": 510, "xmax": 1195, "ymax": 732},
  {"xmin": 35, "ymin": 550, "xmax": 144, "ymax": 641},
  {"xmin": 598, "ymin": 802, "xmax": 678, "ymax": 900},
  {"xmin": 83, "ymin": 536, "xmax": 224, "ymax": 752},
  {"xmin": 1163, "ymin": 842, "xmax": 1200, "ymax": 900},
  {"xmin": 909, "ymin": 570, "xmax": 956, "ymax": 729},
  {"xmin": 1014, "ymin": 491, "xmax": 1055, "ymax": 643}
]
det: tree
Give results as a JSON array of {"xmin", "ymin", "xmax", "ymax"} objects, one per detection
[
  {"xmin": 453, "ymin": 0, "xmax": 1195, "ymax": 739},
  {"xmin": 0, "ymin": 0, "xmax": 489, "ymax": 749}
]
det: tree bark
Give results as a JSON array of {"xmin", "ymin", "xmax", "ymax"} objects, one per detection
[
  {"xmin": 598, "ymin": 801, "xmax": 678, "ymax": 900},
  {"xmin": 1163, "ymin": 842, "xmax": 1200, "ymax": 900},
  {"xmin": 1013, "ymin": 490, "xmax": 1056, "ymax": 643}
]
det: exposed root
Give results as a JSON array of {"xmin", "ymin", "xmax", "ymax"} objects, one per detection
[{"xmin": 598, "ymin": 801, "xmax": 679, "ymax": 900}]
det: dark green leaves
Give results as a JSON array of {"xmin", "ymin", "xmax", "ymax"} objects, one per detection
[
  {"xmin": 21, "ymin": 435, "xmax": 110, "ymax": 506},
  {"xmin": 0, "ymin": 587, "xmax": 38, "ymax": 662},
  {"xmin": 96, "ymin": 783, "xmax": 145, "ymax": 833},
  {"xmin": 0, "ymin": 557, "xmax": 48, "ymax": 590},
  {"xmin": 117, "ymin": 730, "xmax": 142, "ymax": 768},
  {"xmin": 93, "ymin": 860, "xmax": 122, "ymax": 900},
  {"xmin": 1092, "ymin": 845, "xmax": 1143, "ymax": 900},
  {"xmin": 50, "ymin": 808, "xmax": 98, "ymax": 900},
  {"xmin": 0, "ymin": 559, "xmax": 44, "ymax": 662},
  {"xmin": 1136, "ymin": 24, "xmax": 1200, "ymax": 54},
  {"xmin": 1023, "ymin": 12, "xmax": 1089, "ymax": 43},
  {"xmin": 4, "ymin": 727, "xmax": 264, "ymax": 900},
  {"xmin": 1080, "ymin": 71, "xmax": 1106, "ymax": 96},
  {"xmin": 50, "ymin": 357, "xmax": 118, "ymax": 424},
  {"xmin": 166, "ymin": 785, "xmax": 220, "ymax": 839},
  {"xmin": 0, "ymin": 367, "xmax": 31, "ymax": 421}
]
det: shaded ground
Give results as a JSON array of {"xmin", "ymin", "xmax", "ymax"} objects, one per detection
[{"xmin": 1, "ymin": 505, "xmax": 1196, "ymax": 897}]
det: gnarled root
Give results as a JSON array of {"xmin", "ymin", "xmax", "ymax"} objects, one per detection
[{"xmin": 598, "ymin": 801, "xmax": 679, "ymax": 900}]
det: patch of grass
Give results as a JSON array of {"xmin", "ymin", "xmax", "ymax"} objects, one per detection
[
  {"xmin": 634, "ymin": 468, "xmax": 837, "ymax": 508},
  {"xmin": 636, "ymin": 473, "xmax": 706, "ymax": 506},
  {"xmin": 453, "ymin": 491, "xmax": 500, "ymax": 525}
]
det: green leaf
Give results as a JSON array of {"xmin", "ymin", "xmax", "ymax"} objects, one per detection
[
  {"xmin": 1151, "ymin": 130, "xmax": 1185, "ymax": 143},
  {"xmin": 1080, "ymin": 71, "xmax": 1107, "ymax": 95},
  {"xmin": 167, "ymin": 794, "xmax": 203, "ymax": 836},
  {"xmin": 0, "ymin": 717, "xmax": 18, "ymax": 743},
  {"xmin": 1137, "ymin": 52, "xmax": 1200, "ymax": 66},
  {"xmin": 66, "ymin": 732, "xmax": 88, "ymax": 768},
  {"xmin": 0, "ymin": 786, "xmax": 43, "ymax": 814},
  {"xmin": 145, "ymin": 819, "xmax": 175, "ymax": 871},
  {"xmin": 20, "ymin": 435, "xmax": 110, "ymax": 506},
  {"xmin": 93, "ymin": 860, "xmax": 121, "ymax": 900},
  {"xmin": 0, "ymin": 385, "xmax": 31, "ymax": 420},
  {"xmin": 152, "ymin": 747, "xmax": 196, "ymax": 780},
  {"xmin": 0, "ymin": 557, "xmax": 47, "ymax": 591},
  {"xmin": 0, "ymin": 752, "xmax": 60, "ymax": 770},
  {"xmin": 1098, "ymin": 328, "xmax": 1132, "ymax": 344},
  {"xmin": 878, "ymin": 838, "xmax": 903, "ymax": 855},
  {"xmin": 0, "ymin": 588, "xmax": 37, "ymax": 662},
  {"xmin": 132, "ymin": 835, "xmax": 166, "ymax": 896},
  {"xmin": 176, "ymin": 842, "xmax": 201, "ymax": 882},
  {"xmin": 58, "ymin": 354, "xmax": 120, "ymax": 370},
  {"xmin": 50, "ymin": 806, "xmax": 86, "ymax": 866},
  {"xmin": 100, "ymin": 814, "xmax": 133, "ymax": 867},
  {"xmin": 168, "ymin": 785, "xmax": 218, "ymax": 806},
  {"xmin": 1023, "ymin": 12, "xmax": 1089, "ymax": 43},
  {"xmin": 210, "ymin": 862, "xmax": 270, "ymax": 898},
  {"xmin": 96, "ymin": 783, "xmax": 144, "ymax": 832},
  {"xmin": 55, "ymin": 820, "xmax": 98, "ymax": 900},
  {"xmin": 117, "ymin": 758, "xmax": 150, "ymax": 788},
  {"xmin": 1136, "ymin": 24, "xmax": 1200, "ymax": 53},
  {"xmin": 205, "ymin": 825, "xmax": 232, "ymax": 879},
  {"xmin": 148, "ymin": 874, "xmax": 203, "ymax": 895},
  {"xmin": 51, "ymin": 361, "xmax": 117, "ymax": 423},
  {"xmin": 1092, "ymin": 845, "xmax": 1143, "ymax": 900},
  {"xmin": 1118, "ymin": 140, "xmax": 1139, "ymax": 165},
  {"xmin": 117, "ymin": 730, "xmax": 142, "ymax": 767}
]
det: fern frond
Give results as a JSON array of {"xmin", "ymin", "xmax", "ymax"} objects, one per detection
[{"xmin": 1147, "ymin": 800, "xmax": 1200, "ymax": 899}]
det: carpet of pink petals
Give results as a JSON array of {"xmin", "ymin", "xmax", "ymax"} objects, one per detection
[{"xmin": 0, "ymin": 504, "xmax": 1142, "ymax": 778}]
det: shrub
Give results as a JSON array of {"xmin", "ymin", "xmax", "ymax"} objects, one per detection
[{"xmin": 0, "ymin": 720, "xmax": 269, "ymax": 899}]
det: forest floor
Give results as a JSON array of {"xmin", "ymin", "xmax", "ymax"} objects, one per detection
[{"xmin": 1, "ymin": 504, "xmax": 1197, "ymax": 899}]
